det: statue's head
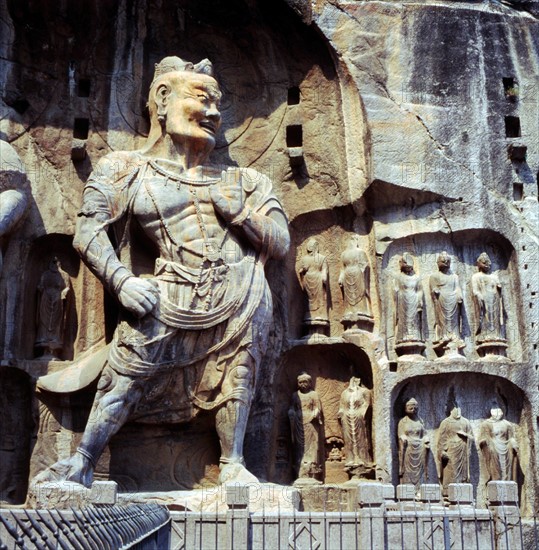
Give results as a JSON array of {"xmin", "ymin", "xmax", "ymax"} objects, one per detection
[
  {"xmin": 399, "ymin": 253, "xmax": 414, "ymax": 274},
  {"xmin": 349, "ymin": 376, "xmax": 361, "ymax": 388},
  {"xmin": 297, "ymin": 372, "xmax": 313, "ymax": 392},
  {"xmin": 476, "ymin": 252, "xmax": 491, "ymax": 273},
  {"xmin": 306, "ymin": 238, "xmax": 319, "ymax": 254},
  {"xmin": 437, "ymin": 251, "xmax": 451, "ymax": 270},
  {"xmin": 147, "ymin": 56, "xmax": 222, "ymax": 151},
  {"xmin": 450, "ymin": 406, "xmax": 461, "ymax": 419},
  {"xmin": 404, "ymin": 397, "xmax": 418, "ymax": 415},
  {"xmin": 490, "ymin": 407, "xmax": 504, "ymax": 420}
]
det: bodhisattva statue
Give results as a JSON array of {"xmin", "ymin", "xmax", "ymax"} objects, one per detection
[
  {"xmin": 338, "ymin": 236, "xmax": 373, "ymax": 332},
  {"xmin": 394, "ymin": 254, "xmax": 425, "ymax": 358},
  {"xmin": 471, "ymin": 253, "xmax": 507, "ymax": 358},
  {"xmin": 338, "ymin": 377, "xmax": 374, "ymax": 479},
  {"xmin": 288, "ymin": 372, "xmax": 323, "ymax": 483},
  {"xmin": 0, "ymin": 140, "xmax": 29, "ymax": 276},
  {"xmin": 437, "ymin": 406, "xmax": 473, "ymax": 497},
  {"xmin": 35, "ymin": 257, "xmax": 71, "ymax": 359},
  {"xmin": 479, "ymin": 407, "xmax": 518, "ymax": 482},
  {"xmin": 398, "ymin": 398, "xmax": 430, "ymax": 489},
  {"xmin": 298, "ymin": 238, "xmax": 329, "ymax": 336},
  {"xmin": 34, "ymin": 56, "xmax": 290, "ymax": 486},
  {"xmin": 429, "ymin": 252, "xmax": 464, "ymax": 359}
]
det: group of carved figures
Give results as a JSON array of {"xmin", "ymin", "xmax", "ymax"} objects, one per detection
[
  {"xmin": 398, "ymin": 398, "xmax": 518, "ymax": 496},
  {"xmin": 288, "ymin": 373, "xmax": 373, "ymax": 484},
  {"xmin": 298, "ymin": 236, "xmax": 374, "ymax": 336},
  {"xmin": 394, "ymin": 251, "xmax": 506, "ymax": 359},
  {"xmin": 298, "ymin": 241, "xmax": 507, "ymax": 358}
]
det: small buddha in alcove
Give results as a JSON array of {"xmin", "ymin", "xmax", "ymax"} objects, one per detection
[
  {"xmin": 35, "ymin": 257, "xmax": 71, "ymax": 360},
  {"xmin": 297, "ymin": 238, "xmax": 329, "ymax": 337}
]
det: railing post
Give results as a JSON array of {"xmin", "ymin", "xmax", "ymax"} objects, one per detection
[
  {"xmin": 487, "ymin": 481, "xmax": 521, "ymax": 550},
  {"xmin": 357, "ymin": 482, "xmax": 385, "ymax": 549},
  {"xmin": 226, "ymin": 483, "xmax": 250, "ymax": 550}
]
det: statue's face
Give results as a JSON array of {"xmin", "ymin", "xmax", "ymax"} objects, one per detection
[
  {"xmin": 298, "ymin": 377, "xmax": 311, "ymax": 392},
  {"xmin": 490, "ymin": 407, "xmax": 503, "ymax": 420},
  {"xmin": 438, "ymin": 255, "xmax": 450, "ymax": 270},
  {"xmin": 405, "ymin": 400, "xmax": 418, "ymax": 415},
  {"xmin": 450, "ymin": 407, "xmax": 461, "ymax": 419},
  {"xmin": 478, "ymin": 255, "xmax": 491, "ymax": 272},
  {"xmin": 165, "ymin": 73, "xmax": 222, "ymax": 148}
]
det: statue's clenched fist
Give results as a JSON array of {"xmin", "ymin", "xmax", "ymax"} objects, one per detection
[{"xmin": 118, "ymin": 277, "xmax": 159, "ymax": 318}]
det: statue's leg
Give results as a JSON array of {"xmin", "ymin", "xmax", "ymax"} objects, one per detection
[
  {"xmin": 32, "ymin": 365, "xmax": 143, "ymax": 488},
  {"xmin": 215, "ymin": 355, "xmax": 258, "ymax": 483}
]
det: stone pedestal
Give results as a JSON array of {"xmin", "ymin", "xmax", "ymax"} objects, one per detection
[
  {"xmin": 487, "ymin": 481, "xmax": 521, "ymax": 550},
  {"xmin": 28, "ymin": 481, "xmax": 117, "ymax": 509},
  {"xmin": 447, "ymin": 483, "xmax": 474, "ymax": 509}
]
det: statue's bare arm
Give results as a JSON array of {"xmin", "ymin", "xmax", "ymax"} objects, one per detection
[
  {"xmin": 0, "ymin": 189, "xmax": 27, "ymax": 236},
  {"xmin": 74, "ymin": 187, "xmax": 158, "ymax": 319}
]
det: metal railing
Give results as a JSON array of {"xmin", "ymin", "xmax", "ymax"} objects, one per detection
[{"xmin": 0, "ymin": 503, "xmax": 170, "ymax": 550}]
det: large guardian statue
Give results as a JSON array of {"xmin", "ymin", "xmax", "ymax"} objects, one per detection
[{"xmin": 34, "ymin": 56, "xmax": 290, "ymax": 486}]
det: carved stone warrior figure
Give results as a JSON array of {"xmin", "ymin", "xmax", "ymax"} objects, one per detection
[
  {"xmin": 0, "ymin": 140, "xmax": 29, "ymax": 275},
  {"xmin": 429, "ymin": 252, "xmax": 463, "ymax": 358},
  {"xmin": 338, "ymin": 235, "xmax": 373, "ymax": 332},
  {"xmin": 471, "ymin": 253, "xmax": 507, "ymax": 357},
  {"xmin": 35, "ymin": 257, "xmax": 71, "ymax": 359},
  {"xmin": 288, "ymin": 372, "xmax": 323, "ymax": 482},
  {"xmin": 394, "ymin": 254, "xmax": 425, "ymax": 357},
  {"xmin": 34, "ymin": 56, "xmax": 290, "ymax": 486},
  {"xmin": 338, "ymin": 377, "xmax": 373, "ymax": 477},
  {"xmin": 298, "ymin": 238, "xmax": 329, "ymax": 335},
  {"xmin": 398, "ymin": 398, "xmax": 430, "ymax": 488},
  {"xmin": 479, "ymin": 408, "xmax": 518, "ymax": 482},
  {"xmin": 437, "ymin": 406, "xmax": 473, "ymax": 496}
]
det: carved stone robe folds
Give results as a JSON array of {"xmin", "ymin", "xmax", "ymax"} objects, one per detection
[
  {"xmin": 398, "ymin": 416, "xmax": 428, "ymax": 488},
  {"xmin": 47, "ymin": 152, "xmax": 289, "ymax": 423},
  {"xmin": 339, "ymin": 248, "xmax": 371, "ymax": 321},
  {"xmin": 479, "ymin": 417, "xmax": 518, "ymax": 481},
  {"xmin": 289, "ymin": 390, "xmax": 323, "ymax": 478},
  {"xmin": 472, "ymin": 271, "xmax": 504, "ymax": 343},
  {"xmin": 394, "ymin": 273, "xmax": 423, "ymax": 344},
  {"xmin": 430, "ymin": 272, "xmax": 462, "ymax": 344},
  {"xmin": 437, "ymin": 415, "xmax": 473, "ymax": 492},
  {"xmin": 299, "ymin": 252, "xmax": 328, "ymax": 325}
]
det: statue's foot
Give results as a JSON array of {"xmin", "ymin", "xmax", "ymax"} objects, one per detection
[
  {"xmin": 32, "ymin": 453, "xmax": 93, "ymax": 488},
  {"xmin": 219, "ymin": 462, "xmax": 259, "ymax": 485}
]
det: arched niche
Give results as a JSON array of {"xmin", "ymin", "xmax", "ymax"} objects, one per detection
[
  {"xmin": 0, "ymin": 367, "xmax": 34, "ymax": 504},
  {"xmin": 391, "ymin": 372, "xmax": 532, "ymax": 510},
  {"xmin": 20, "ymin": 234, "xmax": 79, "ymax": 361},
  {"xmin": 378, "ymin": 229, "xmax": 523, "ymax": 361},
  {"xmin": 270, "ymin": 342, "xmax": 373, "ymax": 484}
]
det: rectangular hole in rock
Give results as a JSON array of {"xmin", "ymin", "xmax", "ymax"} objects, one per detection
[
  {"xmin": 286, "ymin": 125, "xmax": 302, "ymax": 147},
  {"xmin": 78, "ymin": 78, "xmax": 91, "ymax": 97},
  {"xmin": 502, "ymin": 77, "xmax": 515, "ymax": 92},
  {"xmin": 505, "ymin": 116, "xmax": 521, "ymax": 138},
  {"xmin": 73, "ymin": 118, "xmax": 89, "ymax": 139},
  {"xmin": 288, "ymin": 86, "xmax": 300, "ymax": 105},
  {"xmin": 513, "ymin": 183, "xmax": 523, "ymax": 201}
]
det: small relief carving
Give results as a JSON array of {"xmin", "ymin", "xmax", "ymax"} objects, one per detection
[
  {"xmin": 298, "ymin": 238, "xmax": 329, "ymax": 337},
  {"xmin": 429, "ymin": 252, "xmax": 464, "ymax": 359},
  {"xmin": 479, "ymin": 407, "xmax": 518, "ymax": 482},
  {"xmin": 437, "ymin": 406, "xmax": 473, "ymax": 497},
  {"xmin": 471, "ymin": 253, "xmax": 507, "ymax": 358},
  {"xmin": 398, "ymin": 398, "xmax": 430, "ymax": 489},
  {"xmin": 288, "ymin": 372, "xmax": 324, "ymax": 484},
  {"xmin": 326, "ymin": 437, "xmax": 344, "ymax": 462},
  {"xmin": 338, "ymin": 236, "xmax": 374, "ymax": 333},
  {"xmin": 394, "ymin": 254, "xmax": 425, "ymax": 358},
  {"xmin": 338, "ymin": 376, "xmax": 374, "ymax": 480},
  {"xmin": 35, "ymin": 257, "xmax": 71, "ymax": 360}
]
